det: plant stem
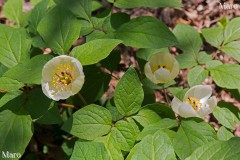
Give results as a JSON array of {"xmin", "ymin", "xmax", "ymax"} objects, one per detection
[
  {"xmin": 58, "ymin": 103, "xmax": 78, "ymax": 109},
  {"xmin": 162, "ymin": 86, "xmax": 170, "ymax": 106},
  {"xmin": 77, "ymin": 92, "xmax": 87, "ymax": 106}
]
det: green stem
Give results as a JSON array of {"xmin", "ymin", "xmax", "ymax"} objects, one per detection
[
  {"xmin": 162, "ymin": 86, "xmax": 170, "ymax": 106},
  {"xmin": 78, "ymin": 92, "xmax": 87, "ymax": 106}
]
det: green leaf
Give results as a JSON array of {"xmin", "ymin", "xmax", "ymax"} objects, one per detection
[
  {"xmin": 70, "ymin": 141, "xmax": 110, "ymax": 160},
  {"xmin": 100, "ymin": 50, "xmax": 121, "ymax": 72},
  {"xmin": 185, "ymin": 138, "xmax": 240, "ymax": 160},
  {"xmin": 54, "ymin": 0, "xmax": 92, "ymax": 21},
  {"xmin": 173, "ymin": 23, "xmax": 202, "ymax": 58},
  {"xmin": 4, "ymin": 54, "xmax": 53, "ymax": 85},
  {"xmin": 115, "ymin": 16, "xmax": 177, "ymax": 48},
  {"xmin": 175, "ymin": 88, "xmax": 189, "ymax": 101},
  {"xmin": 0, "ymin": 24, "xmax": 31, "ymax": 68},
  {"xmin": 0, "ymin": 77, "xmax": 24, "ymax": 92},
  {"xmin": 104, "ymin": 133, "xmax": 124, "ymax": 160},
  {"xmin": 213, "ymin": 107, "xmax": 239, "ymax": 130},
  {"xmin": 3, "ymin": 0, "xmax": 23, "ymax": 26},
  {"xmin": 137, "ymin": 119, "xmax": 178, "ymax": 140},
  {"xmin": 221, "ymin": 41, "xmax": 240, "ymax": 63},
  {"xmin": 133, "ymin": 108, "xmax": 161, "ymax": 127},
  {"xmin": 29, "ymin": 0, "xmax": 49, "ymax": 34},
  {"xmin": 0, "ymin": 63, "xmax": 8, "ymax": 76},
  {"xmin": 136, "ymin": 48, "xmax": 169, "ymax": 61},
  {"xmin": 127, "ymin": 130, "xmax": 176, "ymax": 160},
  {"xmin": 217, "ymin": 126, "xmax": 234, "ymax": 141},
  {"xmin": 62, "ymin": 104, "xmax": 112, "ymax": 140},
  {"xmin": 70, "ymin": 39, "xmax": 122, "ymax": 65},
  {"xmin": 37, "ymin": 6, "xmax": 81, "ymax": 54},
  {"xmin": 187, "ymin": 65, "xmax": 209, "ymax": 87},
  {"xmin": 218, "ymin": 101, "xmax": 240, "ymax": 119},
  {"xmin": 114, "ymin": 67, "xmax": 144, "ymax": 116},
  {"xmin": 173, "ymin": 121, "xmax": 208, "ymax": 159},
  {"xmin": 111, "ymin": 120, "xmax": 139, "ymax": 151},
  {"xmin": 0, "ymin": 109, "xmax": 33, "ymax": 158},
  {"xmin": 0, "ymin": 90, "xmax": 22, "ymax": 108},
  {"xmin": 24, "ymin": 88, "xmax": 56, "ymax": 121},
  {"xmin": 176, "ymin": 53, "xmax": 197, "ymax": 69},
  {"xmin": 202, "ymin": 27, "xmax": 224, "ymax": 48},
  {"xmin": 206, "ymin": 60, "xmax": 222, "ymax": 69},
  {"xmin": 197, "ymin": 51, "xmax": 212, "ymax": 64},
  {"xmin": 142, "ymin": 103, "xmax": 176, "ymax": 119},
  {"xmin": 113, "ymin": 0, "xmax": 182, "ymax": 8},
  {"xmin": 92, "ymin": 0, "xmax": 103, "ymax": 12},
  {"xmin": 209, "ymin": 64, "xmax": 240, "ymax": 89},
  {"xmin": 106, "ymin": 99, "xmax": 123, "ymax": 122},
  {"xmin": 77, "ymin": 65, "xmax": 111, "ymax": 105},
  {"xmin": 224, "ymin": 17, "xmax": 240, "ymax": 44}
]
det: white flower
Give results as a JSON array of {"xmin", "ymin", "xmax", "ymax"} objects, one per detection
[
  {"xmin": 171, "ymin": 85, "xmax": 217, "ymax": 118},
  {"xmin": 41, "ymin": 55, "xmax": 85, "ymax": 101},
  {"xmin": 144, "ymin": 52, "xmax": 179, "ymax": 84}
]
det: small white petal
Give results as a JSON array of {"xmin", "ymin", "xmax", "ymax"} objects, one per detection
[
  {"xmin": 144, "ymin": 62, "xmax": 158, "ymax": 84},
  {"xmin": 170, "ymin": 61, "xmax": 180, "ymax": 80},
  {"xmin": 197, "ymin": 97, "xmax": 217, "ymax": 118},
  {"xmin": 184, "ymin": 85, "xmax": 212, "ymax": 101},
  {"xmin": 171, "ymin": 97, "xmax": 182, "ymax": 115},
  {"xmin": 154, "ymin": 68, "xmax": 171, "ymax": 83},
  {"xmin": 178, "ymin": 102, "xmax": 198, "ymax": 118}
]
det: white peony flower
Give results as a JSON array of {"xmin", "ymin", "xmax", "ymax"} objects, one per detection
[
  {"xmin": 171, "ymin": 85, "xmax": 217, "ymax": 118},
  {"xmin": 41, "ymin": 55, "xmax": 85, "ymax": 101},
  {"xmin": 144, "ymin": 52, "xmax": 179, "ymax": 84}
]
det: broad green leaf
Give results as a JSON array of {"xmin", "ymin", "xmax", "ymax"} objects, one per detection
[
  {"xmin": 3, "ymin": 0, "xmax": 23, "ymax": 26},
  {"xmin": 0, "ymin": 24, "xmax": 31, "ymax": 68},
  {"xmin": 111, "ymin": 120, "xmax": 139, "ymax": 151},
  {"xmin": 127, "ymin": 130, "xmax": 176, "ymax": 160},
  {"xmin": 197, "ymin": 51, "xmax": 212, "ymax": 64},
  {"xmin": 100, "ymin": 50, "xmax": 121, "ymax": 72},
  {"xmin": 224, "ymin": 17, "xmax": 240, "ymax": 44},
  {"xmin": 70, "ymin": 141, "xmax": 110, "ymax": 160},
  {"xmin": 0, "ymin": 90, "xmax": 22, "ymax": 108},
  {"xmin": 173, "ymin": 121, "xmax": 208, "ymax": 159},
  {"xmin": 113, "ymin": 0, "xmax": 182, "ymax": 8},
  {"xmin": 218, "ymin": 101, "xmax": 240, "ymax": 119},
  {"xmin": 133, "ymin": 108, "xmax": 161, "ymax": 127},
  {"xmin": 61, "ymin": 138, "xmax": 77, "ymax": 157},
  {"xmin": 213, "ymin": 107, "xmax": 239, "ymax": 130},
  {"xmin": 77, "ymin": 65, "xmax": 111, "ymax": 105},
  {"xmin": 106, "ymin": 99, "xmax": 123, "ymax": 122},
  {"xmin": 217, "ymin": 126, "xmax": 234, "ymax": 141},
  {"xmin": 187, "ymin": 65, "xmax": 209, "ymax": 87},
  {"xmin": 104, "ymin": 133, "xmax": 124, "ymax": 160},
  {"xmin": 206, "ymin": 60, "xmax": 222, "ymax": 69},
  {"xmin": 24, "ymin": 88, "xmax": 55, "ymax": 121},
  {"xmin": 86, "ymin": 30, "xmax": 106, "ymax": 42},
  {"xmin": 183, "ymin": 121, "xmax": 217, "ymax": 142},
  {"xmin": 176, "ymin": 53, "xmax": 197, "ymax": 69},
  {"xmin": 173, "ymin": 23, "xmax": 202, "ymax": 58},
  {"xmin": 136, "ymin": 48, "xmax": 169, "ymax": 61},
  {"xmin": 202, "ymin": 27, "xmax": 224, "ymax": 48},
  {"xmin": 114, "ymin": 67, "xmax": 144, "ymax": 116},
  {"xmin": 142, "ymin": 103, "xmax": 176, "ymax": 119},
  {"xmin": 4, "ymin": 54, "xmax": 52, "ymax": 85},
  {"xmin": 186, "ymin": 138, "xmax": 240, "ymax": 160},
  {"xmin": 209, "ymin": 64, "xmax": 240, "ymax": 89},
  {"xmin": 0, "ymin": 109, "xmax": 33, "ymax": 159},
  {"xmin": 109, "ymin": 13, "xmax": 130, "ymax": 30},
  {"xmin": 0, "ymin": 77, "xmax": 24, "ymax": 92},
  {"xmin": 0, "ymin": 63, "xmax": 8, "ymax": 76},
  {"xmin": 37, "ymin": 6, "xmax": 81, "ymax": 54},
  {"xmin": 29, "ymin": 0, "xmax": 49, "ymax": 34},
  {"xmin": 62, "ymin": 104, "xmax": 112, "ymax": 140},
  {"xmin": 137, "ymin": 119, "xmax": 178, "ymax": 140},
  {"xmin": 92, "ymin": 0, "xmax": 103, "ymax": 12},
  {"xmin": 221, "ymin": 41, "xmax": 240, "ymax": 62},
  {"xmin": 168, "ymin": 87, "xmax": 183, "ymax": 96},
  {"xmin": 54, "ymin": 0, "xmax": 92, "ymax": 21},
  {"xmin": 115, "ymin": 16, "xmax": 177, "ymax": 48},
  {"xmin": 70, "ymin": 39, "xmax": 121, "ymax": 65},
  {"xmin": 175, "ymin": 88, "xmax": 189, "ymax": 101}
]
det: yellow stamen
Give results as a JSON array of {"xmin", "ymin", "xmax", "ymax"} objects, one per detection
[
  {"xmin": 151, "ymin": 64, "xmax": 171, "ymax": 73},
  {"xmin": 185, "ymin": 97, "xmax": 202, "ymax": 110},
  {"xmin": 51, "ymin": 64, "xmax": 74, "ymax": 90}
]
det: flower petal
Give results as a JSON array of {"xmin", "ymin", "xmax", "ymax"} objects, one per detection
[
  {"xmin": 170, "ymin": 60, "xmax": 179, "ymax": 80},
  {"xmin": 178, "ymin": 102, "xmax": 198, "ymax": 118},
  {"xmin": 184, "ymin": 85, "xmax": 212, "ymax": 102},
  {"xmin": 149, "ymin": 52, "xmax": 174, "ymax": 68},
  {"xmin": 144, "ymin": 62, "xmax": 158, "ymax": 84},
  {"xmin": 171, "ymin": 97, "xmax": 182, "ymax": 115},
  {"xmin": 154, "ymin": 68, "xmax": 171, "ymax": 83},
  {"xmin": 197, "ymin": 96, "xmax": 217, "ymax": 118}
]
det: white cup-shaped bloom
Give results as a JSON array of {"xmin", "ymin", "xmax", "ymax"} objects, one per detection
[
  {"xmin": 41, "ymin": 55, "xmax": 85, "ymax": 101},
  {"xmin": 171, "ymin": 85, "xmax": 217, "ymax": 118},
  {"xmin": 144, "ymin": 52, "xmax": 179, "ymax": 84}
]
